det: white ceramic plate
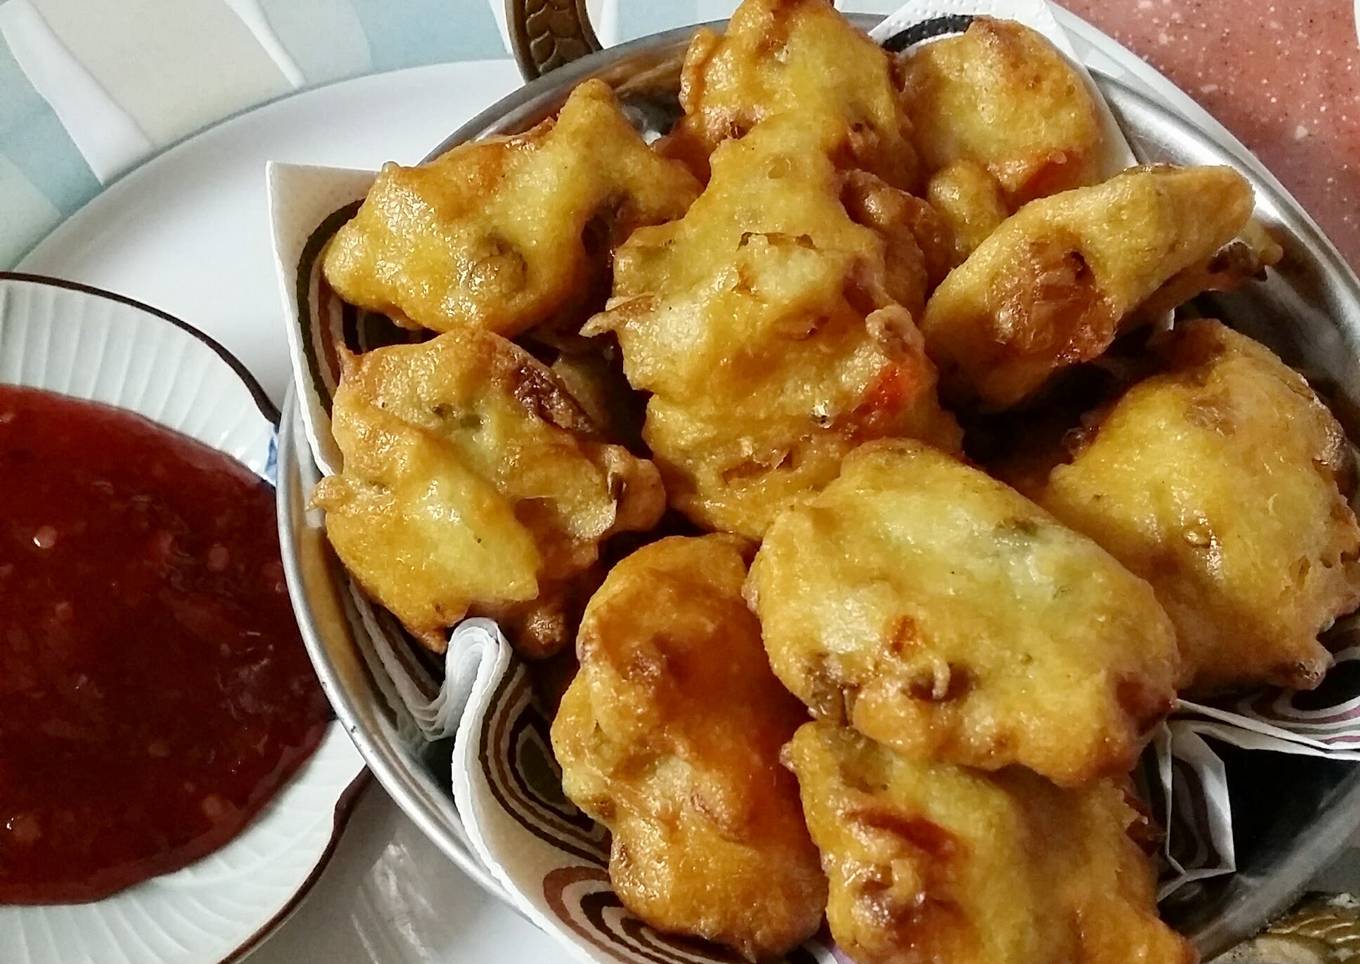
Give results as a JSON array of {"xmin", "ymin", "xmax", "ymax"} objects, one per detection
[{"xmin": 0, "ymin": 273, "xmax": 367, "ymax": 964}]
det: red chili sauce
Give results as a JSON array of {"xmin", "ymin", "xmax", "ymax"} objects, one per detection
[{"xmin": 0, "ymin": 385, "xmax": 329, "ymax": 904}]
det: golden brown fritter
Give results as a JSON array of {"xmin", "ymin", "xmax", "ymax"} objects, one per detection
[
  {"xmin": 519, "ymin": 326, "xmax": 649, "ymax": 452},
  {"xmin": 785, "ymin": 722, "xmax": 1198, "ymax": 964},
  {"xmin": 900, "ymin": 18, "xmax": 1105, "ymax": 206},
  {"xmin": 1129, "ymin": 219, "xmax": 1285, "ymax": 326},
  {"xmin": 921, "ymin": 165, "xmax": 1255, "ymax": 409},
  {"xmin": 312, "ymin": 328, "xmax": 665, "ymax": 656},
  {"xmin": 323, "ymin": 80, "xmax": 700, "ymax": 336},
  {"xmin": 551, "ymin": 536, "xmax": 826, "ymax": 960},
  {"xmin": 663, "ymin": 0, "xmax": 919, "ymax": 189},
  {"xmin": 842, "ymin": 169, "xmax": 956, "ymax": 296},
  {"xmin": 545, "ymin": 349, "xmax": 644, "ymax": 451},
  {"xmin": 925, "ymin": 159, "xmax": 1009, "ymax": 264},
  {"xmin": 747, "ymin": 440, "xmax": 1182, "ymax": 786},
  {"xmin": 586, "ymin": 115, "xmax": 960, "ymax": 538},
  {"xmin": 1024, "ymin": 320, "xmax": 1360, "ymax": 694}
]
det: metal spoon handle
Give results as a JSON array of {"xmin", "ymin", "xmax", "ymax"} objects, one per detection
[{"xmin": 506, "ymin": 0, "xmax": 602, "ymax": 80}]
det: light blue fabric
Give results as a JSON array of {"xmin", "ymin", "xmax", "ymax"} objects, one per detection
[
  {"xmin": 344, "ymin": 0, "xmax": 507, "ymax": 72},
  {"xmin": 617, "ymin": 0, "xmax": 700, "ymax": 41},
  {"xmin": 0, "ymin": 38, "xmax": 100, "ymax": 217},
  {"xmin": 255, "ymin": 0, "xmax": 376, "ymax": 86}
]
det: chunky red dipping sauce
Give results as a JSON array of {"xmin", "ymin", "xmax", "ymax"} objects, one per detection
[{"xmin": 0, "ymin": 385, "xmax": 329, "ymax": 904}]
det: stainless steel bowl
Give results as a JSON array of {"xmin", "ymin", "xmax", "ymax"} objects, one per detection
[{"xmin": 278, "ymin": 13, "xmax": 1360, "ymax": 959}]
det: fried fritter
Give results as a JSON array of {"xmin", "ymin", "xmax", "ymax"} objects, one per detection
[
  {"xmin": 921, "ymin": 165, "xmax": 1255, "ymax": 409},
  {"xmin": 551, "ymin": 535, "xmax": 826, "ymax": 960},
  {"xmin": 1130, "ymin": 219, "xmax": 1285, "ymax": 326},
  {"xmin": 586, "ymin": 116, "xmax": 960, "ymax": 538},
  {"xmin": 312, "ymin": 328, "xmax": 665, "ymax": 656},
  {"xmin": 747, "ymin": 440, "xmax": 1181, "ymax": 786},
  {"xmin": 843, "ymin": 169, "xmax": 956, "ymax": 295},
  {"xmin": 323, "ymin": 80, "xmax": 700, "ymax": 336},
  {"xmin": 900, "ymin": 18, "xmax": 1105, "ymax": 206},
  {"xmin": 785, "ymin": 722, "xmax": 1197, "ymax": 964},
  {"xmin": 1025, "ymin": 320, "xmax": 1360, "ymax": 694},
  {"xmin": 519, "ymin": 326, "xmax": 649, "ymax": 452},
  {"xmin": 545, "ymin": 348, "xmax": 643, "ymax": 450},
  {"xmin": 925, "ymin": 160, "xmax": 1009, "ymax": 264},
  {"xmin": 663, "ymin": 0, "xmax": 918, "ymax": 189}
]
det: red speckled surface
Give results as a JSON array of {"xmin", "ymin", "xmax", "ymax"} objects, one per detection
[{"xmin": 1059, "ymin": 0, "xmax": 1360, "ymax": 270}]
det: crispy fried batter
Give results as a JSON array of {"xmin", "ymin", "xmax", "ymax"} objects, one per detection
[
  {"xmin": 921, "ymin": 165, "xmax": 1255, "ymax": 409},
  {"xmin": 312, "ymin": 328, "xmax": 665, "ymax": 656},
  {"xmin": 663, "ymin": 0, "xmax": 918, "ymax": 189},
  {"xmin": 1130, "ymin": 219, "xmax": 1285, "ymax": 325},
  {"xmin": 520, "ymin": 326, "xmax": 649, "ymax": 452},
  {"xmin": 586, "ymin": 115, "xmax": 960, "ymax": 538},
  {"xmin": 1025, "ymin": 320, "xmax": 1360, "ymax": 693},
  {"xmin": 785, "ymin": 722, "xmax": 1197, "ymax": 964},
  {"xmin": 747, "ymin": 440, "xmax": 1181, "ymax": 785},
  {"xmin": 925, "ymin": 160, "xmax": 1009, "ymax": 264},
  {"xmin": 843, "ymin": 170, "xmax": 955, "ymax": 296},
  {"xmin": 545, "ymin": 349, "xmax": 644, "ymax": 450},
  {"xmin": 900, "ymin": 18, "xmax": 1104, "ymax": 206},
  {"xmin": 323, "ymin": 80, "xmax": 700, "ymax": 336},
  {"xmin": 551, "ymin": 536, "xmax": 826, "ymax": 960}
]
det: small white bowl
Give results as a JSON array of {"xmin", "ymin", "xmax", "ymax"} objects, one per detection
[{"xmin": 0, "ymin": 272, "xmax": 367, "ymax": 964}]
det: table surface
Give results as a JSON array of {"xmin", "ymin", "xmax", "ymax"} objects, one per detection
[{"xmin": 2, "ymin": 1, "xmax": 1358, "ymax": 961}]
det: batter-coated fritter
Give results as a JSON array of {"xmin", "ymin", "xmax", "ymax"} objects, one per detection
[
  {"xmin": 921, "ymin": 165, "xmax": 1254, "ymax": 409},
  {"xmin": 843, "ymin": 170, "xmax": 956, "ymax": 294},
  {"xmin": 664, "ymin": 0, "xmax": 918, "ymax": 189},
  {"xmin": 1027, "ymin": 320, "xmax": 1360, "ymax": 694},
  {"xmin": 785, "ymin": 723, "xmax": 1197, "ymax": 964},
  {"xmin": 312, "ymin": 329, "xmax": 665, "ymax": 656},
  {"xmin": 925, "ymin": 160, "xmax": 1009, "ymax": 263},
  {"xmin": 1131, "ymin": 219, "xmax": 1285, "ymax": 326},
  {"xmin": 323, "ymin": 80, "xmax": 700, "ymax": 336},
  {"xmin": 586, "ymin": 116, "xmax": 960, "ymax": 538},
  {"xmin": 901, "ymin": 18, "xmax": 1104, "ymax": 206},
  {"xmin": 551, "ymin": 536, "xmax": 826, "ymax": 960},
  {"xmin": 747, "ymin": 440, "xmax": 1181, "ymax": 786},
  {"xmin": 520, "ymin": 326, "xmax": 649, "ymax": 452}
]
